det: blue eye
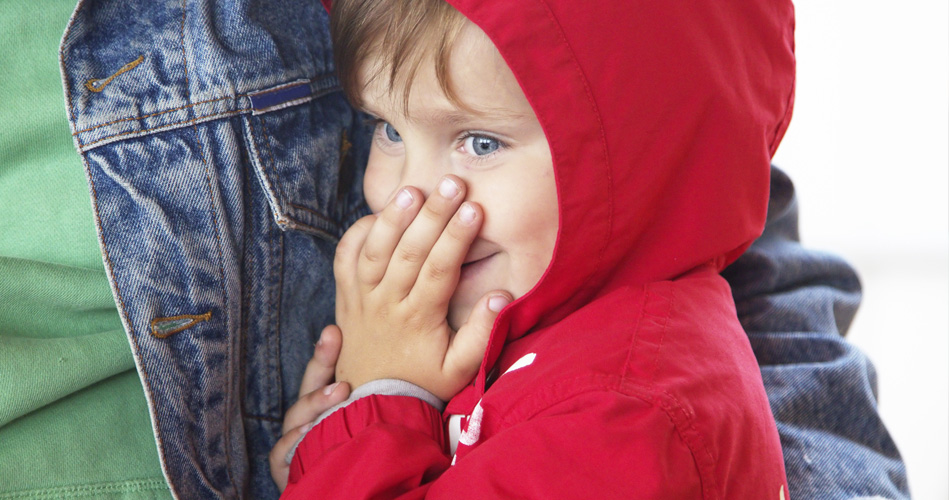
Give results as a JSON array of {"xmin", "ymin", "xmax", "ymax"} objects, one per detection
[
  {"xmin": 383, "ymin": 122, "xmax": 402, "ymax": 142},
  {"xmin": 464, "ymin": 135, "xmax": 501, "ymax": 156}
]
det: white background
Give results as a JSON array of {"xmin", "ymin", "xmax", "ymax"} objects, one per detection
[{"xmin": 771, "ymin": 1, "xmax": 948, "ymax": 498}]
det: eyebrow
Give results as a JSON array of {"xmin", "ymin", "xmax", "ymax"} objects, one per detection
[
  {"xmin": 419, "ymin": 108, "xmax": 530, "ymax": 127},
  {"xmin": 362, "ymin": 104, "xmax": 529, "ymax": 127}
]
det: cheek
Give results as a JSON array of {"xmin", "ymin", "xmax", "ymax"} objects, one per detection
[
  {"xmin": 483, "ymin": 172, "xmax": 559, "ymax": 288},
  {"xmin": 519, "ymin": 199, "xmax": 558, "ymax": 266},
  {"xmin": 518, "ymin": 174, "xmax": 559, "ymax": 276},
  {"xmin": 363, "ymin": 151, "xmax": 399, "ymax": 213},
  {"xmin": 511, "ymin": 201, "xmax": 558, "ymax": 297}
]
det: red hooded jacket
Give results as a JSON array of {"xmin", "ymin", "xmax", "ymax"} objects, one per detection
[{"xmin": 286, "ymin": 0, "xmax": 796, "ymax": 498}]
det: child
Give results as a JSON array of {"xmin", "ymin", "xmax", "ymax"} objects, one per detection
[{"xmin": 276, "ymin": 0, "xmax": 795, "ymax": 497}]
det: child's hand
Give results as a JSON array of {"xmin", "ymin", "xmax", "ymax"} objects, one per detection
[
  {"xmin": 334, "ymin": 176, "xmax": 511, "ymax": 401},
  {"xmin": 269, "ymin": 325, "xmax": 350, "ymax": 492}
]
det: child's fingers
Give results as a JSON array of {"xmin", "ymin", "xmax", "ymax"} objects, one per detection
[
  {"xmin": 334, "ymin": 215, "xmax": 375, "ymax": 287},
  {"xmin": 297, "ymin": 325, "xmax": 342, "ymax": 399},
  {"xmin": 269, "ymin": 423, "xmax": 307, "ymax": 491},
  {"xmin": 412, "ymin": 202, "xmax": 482, "ymax": 307},
  {"xmin": 357, "ymin": 187, "xmax": 422, "ymax": 287},
  {"xmin": 270, "ymin": 381, "xmax": 351, "ymax": 491},
  {"xmin": 443, "ymin": 292, "xmax": 512, "ymax": 384},
  {"xmin": 268, "ymin": 428, "xmax": 297, "ymax": 491},
  {"xmin": 382, "ymin": 176, "xmax": 466, "ymax": 296},
  {"xmin": 282, "ymin": 380, "xmax": 351, "ymax": 435},
  {"xmin": 270, "ymin": 417, "xmax": 323, "ymax": 491}
]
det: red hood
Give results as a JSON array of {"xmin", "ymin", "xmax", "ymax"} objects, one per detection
[
  {"xmin": 446, "ymin": 1, "xmax": 795, "ymax": 388},
  {"xmin": 323, "ymin": 0, "xmax": 795, "ymax": 390}
]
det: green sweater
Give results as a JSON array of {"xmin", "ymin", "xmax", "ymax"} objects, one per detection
[{"xmin": 0, "ymin": 3, "xmax": 170, "ymax": 498}]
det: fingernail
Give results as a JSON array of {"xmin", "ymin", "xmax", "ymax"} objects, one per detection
[
  {"xmin": 459, "ymin": 203, "xmax": 476, "ymax": 224},
  {"xmin": 488, "ymin": 295, "xmax": 511, "ymax": 312},
  {"xmin": 439, "ymin": 177, "xmax": 459, "ymax": 198},
  {"xmin": 323, "ymin": 382, "xmax": 340, "ymax": 396},
  {"xmin": 395, "ymin": 189, "xmax": 414, "ymax": 209}
]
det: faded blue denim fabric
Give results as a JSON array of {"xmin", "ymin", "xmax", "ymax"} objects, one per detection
[
  {"xmin": 724, "ymin": 167, "xmax": 910, "ymax": 500},
  {"xmin": 59, "ymin": 1, "xmax": 370, "ymax": 498},
  {"xmin": 58, "ymin": 1, "xmax": 909, "ymax": 498}
]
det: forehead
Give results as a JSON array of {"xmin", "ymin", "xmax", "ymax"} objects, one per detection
[{"xmin": 358, "ymin": 22, "xmax": 534, "ymax": 124}]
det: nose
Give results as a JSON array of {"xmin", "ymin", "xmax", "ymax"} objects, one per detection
[{"xmin": 398, "ymin": 149, "xmax": 449, "ymax": 199}]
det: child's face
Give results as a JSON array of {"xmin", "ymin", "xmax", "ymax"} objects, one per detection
[{"xmin": 360, "ymin": 22, "xmax": 558, "ymax": 331}]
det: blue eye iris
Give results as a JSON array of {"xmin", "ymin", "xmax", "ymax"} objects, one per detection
[
  {"xmin": 465, "ymin": 135, "xmax": 500, "ymax": 156},
  {"xmin": 384, "ymin": 122, "xmax": 402, "ymax": 142}
]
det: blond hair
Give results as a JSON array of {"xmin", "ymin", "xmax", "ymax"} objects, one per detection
[{"xmin": 330, "ymin": 0, "xmax": 468, "ymax": 112}]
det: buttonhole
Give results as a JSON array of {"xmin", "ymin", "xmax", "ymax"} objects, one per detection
[
  {"xmin": 85, "ymin": 55, "xmax": 145, "ymax": 93},
  {"xmin": 150, "ymin": 311, "xmax": 212, "ymax": 338}
]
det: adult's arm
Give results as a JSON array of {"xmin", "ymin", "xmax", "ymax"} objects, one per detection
[{"xmin": 723, "ymin": 166, "xmax": 910, "ymax": 500}]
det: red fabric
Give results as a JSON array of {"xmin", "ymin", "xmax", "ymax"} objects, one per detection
[
  {"xmin": 287, "ymin": 0, "xmax": 794, "ymax": 498},
  {"xmin": 287, "ymin": 396, "xmax": 449, "ymax": 499}
]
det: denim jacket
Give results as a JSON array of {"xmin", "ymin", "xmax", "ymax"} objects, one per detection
[
  {"xmin": 61, "ymin": 1, "xmax": 369, "ymax": 497},
  {"xmin": 59, "ymin": 1, "xmax": 908, "ymax": 499}
]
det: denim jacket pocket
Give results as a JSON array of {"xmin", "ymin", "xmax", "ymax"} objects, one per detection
[{"xmin": 243, "ymin": 77, "xmax": 354, "ymax": 241}]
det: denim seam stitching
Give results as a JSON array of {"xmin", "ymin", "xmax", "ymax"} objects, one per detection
[
  {"xmin": 180, "ymin": 0, "xmax": 237, "ymax": 491},
  {"xmin": 251, "ymin": 96, "xmax": 313, "ymax": 116},
  {"xmin": 267, "ymin": 205, "xmax": 281, "ymax": 417},
  {"xmin": 178, "ymin": 0, "xmax": 191, "ymax": 94},
  {"xmin": 60, "ymin": 4, "xmax": 180, "ymax": 496},
  {"xmin": 289, "ymin": 203, "xmax": 339, "ymax": 228},
  {"xmin": 244, "ymin": 119, "xmax": 338, "ymax": 239},
  {"xmin": 238, "ymin": 167, "xmax": 253, "ymax": 418},
  {"xmin": 245, "ymin": 117, "xmax": 280, "ymax": 209},
  {"xmin": 279, "ymin": 217, "xmax": 338, "ymax": 239},
  {"xmin": 77, "ymin": 152, "xmax": 171, "ymax": 497},
  {"xmin": 260, "ymin": 113, "xmax": 288, "ymax": 410},
  {"xmin": 74, "ymin": 89, "xmax": 343, "ymax": 149},
  {"xmin": 71, "ymin": 82, "xmax": 341, "ymax": 137},
  {"xmin": 194, "ymin": 104, "xmax": 239, "ymax": 500},
  {"xmin": 256, "ymin": 117, "xmax": 288, "ymax": 210},
  {"xmin": 275, "ymin": 230, "xmax": 286, "ymax": 409},
  {"xmin": 250, "ymin": 79, "xmax": 314, "ymax": 98},
  {"xmin": 79, "ymin": 109, "xmax": 243, "ymax": 148},
  {"xmin": 72, "ymin": 95, "xmax": 233, "ymax": 135}
]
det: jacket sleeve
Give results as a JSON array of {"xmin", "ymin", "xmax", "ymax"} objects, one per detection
[
  {"xmin": 722, "ymin": 166, "xmax": 910, "ymax": 500},
  {"xmin": 281, "ymin": 389, "xmax": 703, "ymax": 499}
]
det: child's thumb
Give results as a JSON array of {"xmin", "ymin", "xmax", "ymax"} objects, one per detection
[{"xmin": 446, "ymin": 292, "xmax": 512, "ymax": 382}]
